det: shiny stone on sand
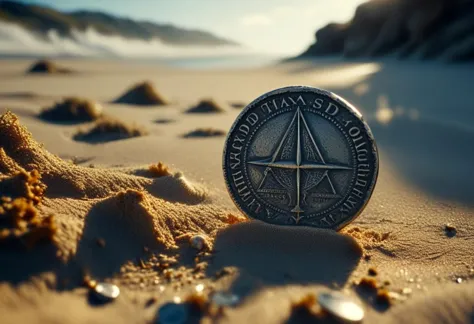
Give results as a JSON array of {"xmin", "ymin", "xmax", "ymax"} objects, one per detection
[
  {"xmin": 93, "ymin": 282, "xmax": 120, "ymax": 301},
  {"xmin": 318, "ymin": 291, "xmax": 364, "ymax": 322},
  {"xmin": 190, "ymin": 234, "xmax": 206, "ymax": 250}
]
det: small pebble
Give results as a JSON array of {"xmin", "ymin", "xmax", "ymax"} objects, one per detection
[
  {"xmin": 456, "ymin": 278, "xmax": 463, "ymax": 284},
  {"xmin": 368, "ymin": 267, "xmax": 378, "ymax": 276},
  {"xmin": 445, "ymin": 224, "xmax": 457, "ymax": 237},
  {"xmin": 211, "ymin": 291, "xmax": 240, "ymax": 307},
  {"xmin": 317, "ymin": 291, "xmax": 364, "ymax": 322},
  {"xmin": 195, "ymin": 284, "xmax": 205, "ymax": 293},
  {"xmin": 190, "ymin": 235, "xmax": 206, "ymax": 251},
  {"xmin": 157, "ymin": 302, "xmax": 189, "ymax": 324},
  {"xmin": 93, "ymin": 282, "xmax": 120, "ymax": 302}
]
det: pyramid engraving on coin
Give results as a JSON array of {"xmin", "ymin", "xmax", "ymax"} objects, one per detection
[{"xmin": 248, "ymin": 108, "xmax": 352, "ymax": 223}]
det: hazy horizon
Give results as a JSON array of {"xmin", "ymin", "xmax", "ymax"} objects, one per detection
[{"xmin": 19, "ymin": 0, "xmax": 366, "ymax": 56}]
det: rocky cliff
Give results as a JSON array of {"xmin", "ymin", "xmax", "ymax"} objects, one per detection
[
  {"xmin": 0, "ymin": 0, "xmax": 236, "ymax": 47},
  {"xmin": 299, "ymin": 0, "xmax": 474, "ymax": 61}
]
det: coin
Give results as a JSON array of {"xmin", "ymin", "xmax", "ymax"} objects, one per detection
[
  {"xmin": 223, "ymin": 86, "xmax": 378, "ymax": 230},
  {"xmin": 317, "ymin": 291, "xmax": 364, "ymax": 322}
]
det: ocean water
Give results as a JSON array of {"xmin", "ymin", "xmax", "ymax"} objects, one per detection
[{"xmin": 146, "ymin": 54, "xmax": 285, "ymax": 69}]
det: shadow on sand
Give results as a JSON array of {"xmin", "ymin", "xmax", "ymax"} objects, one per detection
[{"xmin": 207, "ymin": 221, "xmax": 362, "ymax": 298}]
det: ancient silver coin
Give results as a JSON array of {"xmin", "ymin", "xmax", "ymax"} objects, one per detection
[{"xmin": 223, "ymin": 86, "xmax": 378, "ymax": 230}]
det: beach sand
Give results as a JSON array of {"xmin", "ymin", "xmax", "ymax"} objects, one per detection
[{"xmin": 0, "ymin": 58, "xmax": 473, "ymax": 323}]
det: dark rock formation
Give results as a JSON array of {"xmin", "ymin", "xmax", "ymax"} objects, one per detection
[{"xmin": 298, "ymin": 0, "xmax": 474, "ymax": 62}]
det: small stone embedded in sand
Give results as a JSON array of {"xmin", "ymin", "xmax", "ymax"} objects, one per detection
[
  {"xmin": 318, "ymin": 291, "xmax": 365, "ymax": 323},
  {"xmin": 444, "ymin": 223, "xmax": 457, "ymax": 237},
  {"xmin": 157, "ymin": 301, "xmax": 189, "ymax": 324},
  {"xmin": 183, "ymin": 128, "xmax": 226, "ymax": 138},
  {"xmin": 39, "ymin": 97, "xmax": 103, "ymax": 123},
  {"xmin": 93, "ymin": 282, "xmax": 120, "ymax": 302},
  {"xmin": 73, "ymin": 117, "xmax": 148, "ymax": 143},
  {"xmin": 358, "ymin": 277, "xmax": 378, "ymax": 290},
  {"xmin": 456, "ymin": 277, "xmax": 463, "ymax": 284},
  {"xmin": 190, "ymin": 234, "xmax": 207, "ymax": 251},
  {"xmin": 186, "ymin": 99, "xmax": 225, "ymax": 113},
  {"xmin": 376, "ymin": 289, "xmax": 394, "ymax": 306},
  {"xmin": 27, "ymin": 59, "xmax": 73, "ymax": 74},
  {"xmin": 146, "ymin": 297, "xmax": 158, "ymax": 307},
  {"xmin": 148, "ymin": 162, "xmax": 172, "ymax": 178},
  {"xmin": 368, "ymin": 267, "xmax": 378, "ymax": 276},
  {"xmin": 114, "ymin": 81, "xmax": 167, "ymax": 106}
]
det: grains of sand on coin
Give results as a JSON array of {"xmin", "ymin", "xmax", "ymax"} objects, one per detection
[{"xmin": 317, "ymin": 291, "xmax": 364, "ymax": 323}]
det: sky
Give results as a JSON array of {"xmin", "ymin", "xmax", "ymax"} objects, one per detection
[{"xmin": 22, "ymin": 0, "xmax": 366, "ymax": 56}]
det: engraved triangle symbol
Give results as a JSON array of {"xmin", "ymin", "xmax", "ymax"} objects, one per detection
[{"xmin": 248, "ymin": 107, "xmax": 352, "ymax": 224}]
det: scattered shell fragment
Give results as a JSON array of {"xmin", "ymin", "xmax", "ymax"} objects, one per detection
[
  {"xmin": 211, "ymin": 291, "xmax": 240, "ymax": 307},
  {"xmin": 317, "ymin": 291, "xmax": 364, "ymax": 323},
  {"xmin": 93, "ymin": 282, "xmax": 120, "ymax": 302},
  {"xmin": 157, "ymin": 301, "xmax": 189, "ymax": 324}
]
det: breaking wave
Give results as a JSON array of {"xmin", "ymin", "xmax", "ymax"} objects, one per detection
[{"xmin": 0, "ymin": 21, "xmax": 246, "ymax": 58}]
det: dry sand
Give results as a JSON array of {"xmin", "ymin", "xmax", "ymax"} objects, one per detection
[{"xmin": 0, "ymin": 58, "xmax": 473, "ymax": 323}]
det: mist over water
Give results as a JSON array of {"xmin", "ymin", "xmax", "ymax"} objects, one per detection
[{"xmin": 0, "ymin": 21, "xmax": 262, "ymax": 63}]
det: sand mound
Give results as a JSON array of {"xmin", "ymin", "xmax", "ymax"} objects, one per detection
[
  {"xmin": 113, "ymin": 81, "xmax": 167, "ymax": 106},
  {"xmin": 26, "ymin": 60, "xmax": 72, "ymax": 74},
  {"xmin": 0, "ymin": 112, "xmax": 203, "ymax": 204},
  {"xmin": 0, "ymin": 111, "xmax": 228, "ymax": 288},
  {"xmin": 186, "ymin": 99, "xmax": 226, "ymax": 113},
  {"xmin": 39, "ymin": 98, "xmax": 103, "ymax": 123},
  {"xmin": 73, "ymin": 117, "xmax": 148, "ymax": 143},
  {"xmin": 183, "ymin": 128, "xmax": 226, "ymax": 138},
  {"xmin": 147, "ymin": 162, "xmax": 171, "ymax": 177}
]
